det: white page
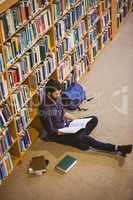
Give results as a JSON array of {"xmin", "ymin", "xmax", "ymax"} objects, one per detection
[
  {"xmin": 58, "ymin": 126, "xmax": 82, "ymax": 134},
  {"xmin": 69, "ymin": 118, "xmax": 92, "ymax": 128}
]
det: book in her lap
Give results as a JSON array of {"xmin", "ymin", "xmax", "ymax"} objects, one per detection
[
  {"xmin": 58, "ymin": 118, "xmax": 92, "ymax": 134},
  {"xmin": 55, "ymin": 155, "xmax": 77, "ymax": 173}
]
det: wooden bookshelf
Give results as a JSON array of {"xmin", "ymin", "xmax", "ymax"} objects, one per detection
[
  {"xmin": 0, "ymin": 0, "xmax": 18, "ymax": 14},
  {"xmin": 0, "ymin": 0, "xmax": 132, "ymax": 185}
]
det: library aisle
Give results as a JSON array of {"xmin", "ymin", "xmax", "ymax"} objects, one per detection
[{"xmin": 0, "ymin": 11, "xmax": 133, "ymax": 200}]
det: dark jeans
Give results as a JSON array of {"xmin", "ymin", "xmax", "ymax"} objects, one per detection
[{"xmin": 47, "ymin": 116, "xmax": 116, "ymax": 152}]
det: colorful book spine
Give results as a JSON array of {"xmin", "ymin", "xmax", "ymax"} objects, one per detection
[
  {"xmin": 15, "ymin": 107, "xmax": 30, "ymax": 133},
  {"xmin": 0, "ymin": 104, "xmax": 12, "ymax": 129},
  {"xmin": 0, "ymin": 74, "xmax": 8, "ymax": 103},
  {"xmin": 73, "ymin": 55, "xmax": 89, "ymax": 81},
  {"xmin": 29, "ymin": 51, "xmax": 56, "ymax": 89},
  {"xmin": 54, "ymin": 1, "xmax": 85, "ymax": 26},
  {"xmin": 3, "ymin": 9, "xmax": 52, "ymax": 66},
  {"xmin": 59, "ymin": 55, "xmax": 74, "ymax": 81},
  {"xmin": 37, "ymin": 85, "xmax": 46, "ymax": 105},
  {"xmin": 12, "ymin": 85, "xmax": 30, "ymax": 114},
  {"xmin": 0, "ymin": 152, "xmax": 14, "ymax": 184},
  {"xmin": 63, "ymin": 73, "xmax": 75, "ymax": 90},
  {"xmin": 0, "ymin": 54, "xmax": 5, "ymax": 73},
  {"xmin": 0, "ymin": 1, "xmax": 49, "ymax": 43},
  {"xmin": 18, "ymin": 129, "xmax": 31, "ymax": 152},
  {"xmin": 0, "ymin": 128, "xmax": 14, "ymax": 157}
]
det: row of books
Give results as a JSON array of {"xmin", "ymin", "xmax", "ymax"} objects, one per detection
[
  {"xmin": 104, "ymin": 0, "xmax": 111, "ymax": 9},
  {"xmin": 89, "ymin": 38, "xmax": 99, "ymax": 62},
  {"xmin": 0, "ymin": 128, "xmax": 14, "ymax": 158},
  {"xmin": 55, "ymin": 18, "xmax": 87, "ymax": 42},
  {"xmin": 18, "ymin": 129, "xmax": 31, "ymax": 152},
  {"xmin": 0, "ymin": 152, "xmax": 13, "ymax": 184},
  {"xmin": 59, "ymin": 55, "xmax": 73, "ymax": 81},
  {"xmin": 19, "ymin": 0, "xmax": 49, "ymax": 22},
  {"xmin": 73, "ymin": 55, "xmax": 89, "ymax": 81},
  {"xmin": 15, "ymin": 107, "xmax": 30, "ymax": 133},
  {"xmin": 0, "ymin": 0, "xmax": 48, "ymax": 42},
  {"xmin": 3, "ymin": 9, "xmax": 52, "ymax": 66},
  {"xmin": 8, "ymin": 35, "xmax": 52, "ymax": 89},
  {"xmin": 0, "ymin": 74, "xmax": 8, "ymax": 103},
  {"xmin": 52, "ymin": 0, "xmax": 80, "ymax": 19},
  {"xmin": 117, "ymin": 0, "xmax": 132, "ymax": 26},
  {"xmin": 54, "ymin": 1, "xmax": 85, "ymax": 28},
  {"xmin": 101, "ymin": 9, "xmax": 111, "ymax": 29},
  {"xmin": 12, "ymin": 85, "xmax": 30, "ymax": 115},
  {"xmin": 37, "ymin": 85, "xmax": 46, "ymax": 106},
  {"xmin": 102, "ymin": 24, "xmax": 112, "ymax": 44},
  {"xmin": 53, "ymin": 0, "xmax": 85, "ymax": 21},
  {"xmin": 84, "ymin": 0, "xmax": 100, "ymax": 9},
  {"xmin": 0, "ymin": 54, "xmax": 5, "ymax": 73},
  {"xmin": 57, "ymin": 35, "xmax": 88, "ymax": 63},
  {"xmin": 63, "ymin": 73, "xmax": 75, "ymax": 90},
  {"xmin": 88, "ymin": 7, "xmax": 99, "ymax": 27},
  {"xmin": 0, "ymin": 104, "xmax": 12, "ymax": 129},
  {"xmin": 29, "ymin": 52, "xmax": 56, "ymax": 90}
]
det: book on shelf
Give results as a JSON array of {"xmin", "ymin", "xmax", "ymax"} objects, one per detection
[
  {"xmin": 54, "ymin": 1, "xmax": 85, "ymax": 27},
  {"xmin": 0, "ymin": 0, "xmax": 49, "ymax": 42},
  {"xmin": 0, "ymin": 128, "xmax": 14, "ymax": 158},
  {"xmin": 28, "ymin": 155, "xmax": 49, "ymax": 175},
  {"xmin": 0, "ymin": 54, "xmax": 5, "ymax": 72},
  {"xmin": 63, "ymin": 73, "xmax": 75, "ymax": 90},
  {"xmin": 0, "ymin": 152, "xmax": 14, "ymax": 184},
  {"xmin": 58, "ymin": 54, "xmax": 74, "ymax": 81},
  {"xmin": 0, "ymin": 104, "xmax": 12, "ymax": 129},
  {"xmin": 12, "ymin": 85, "xmax": 30, "ymax": 114},
  {"xmin": 37, "ymin": 85, "xmax": 46, "ymax": 105},
  {"xmin": 73, "ymin": 55, "xmax": 89, "ymax": 82},
  {"xmin": 3, "ymin": 8, "xmax": 52, "ymax": 66},
  {"xmin": 29, "ymin": 52, "xmax": 56, "ymax": 89},
  {"xmin": 18, "ymin": 128, "xmax": 31, "ymax": 152},
  {"xmin": 0, "ymin": 74, "xmax": 8, "ymax": 103},
  {"xmin": 55, "ymin": 155, "xmax": 77, "ymax": 173},
  {"xmin": 15, "ymin": 107, "xmax": 30, "ymax": 133}
]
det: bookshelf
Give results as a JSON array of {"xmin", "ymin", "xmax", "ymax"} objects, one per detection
[{"xmin": 0, "ymin": 0, "xmax": 132, "ymax": 185}]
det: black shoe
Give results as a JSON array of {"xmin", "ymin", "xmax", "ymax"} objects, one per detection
[{"xmin": 118, "ymin": 145, "xmax": 133, "ymax": 156}]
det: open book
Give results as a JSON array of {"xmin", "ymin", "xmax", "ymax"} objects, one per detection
[{"xmin": 58, "ymin": 118, "xmax": 92, "ymax": 134}]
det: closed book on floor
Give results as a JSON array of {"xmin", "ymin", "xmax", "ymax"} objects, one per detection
[{"xmin": 55, "ymin": 155, "xmax": 77, "ymax": 173}]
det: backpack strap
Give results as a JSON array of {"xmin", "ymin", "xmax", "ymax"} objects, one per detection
[{"xmin": 86, "ymin": 97, "xmax": 94, "ymax": 102}]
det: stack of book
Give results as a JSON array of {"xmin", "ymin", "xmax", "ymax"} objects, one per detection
[
  {"xmin": 0, "ymin": 128, "xmax": 14, "ymax": 157},
  {"xmin": 0, "ymin": 152, "xmax": 14, "ymax": 184},
  {"xmin": 28, "ymin": 155, "xmax": 49, "ymax": 175}
]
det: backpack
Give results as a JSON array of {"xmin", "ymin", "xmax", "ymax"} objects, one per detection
[{"xmin": 61, "ymin": 83, "xmax": 87, "ymax": 110}]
